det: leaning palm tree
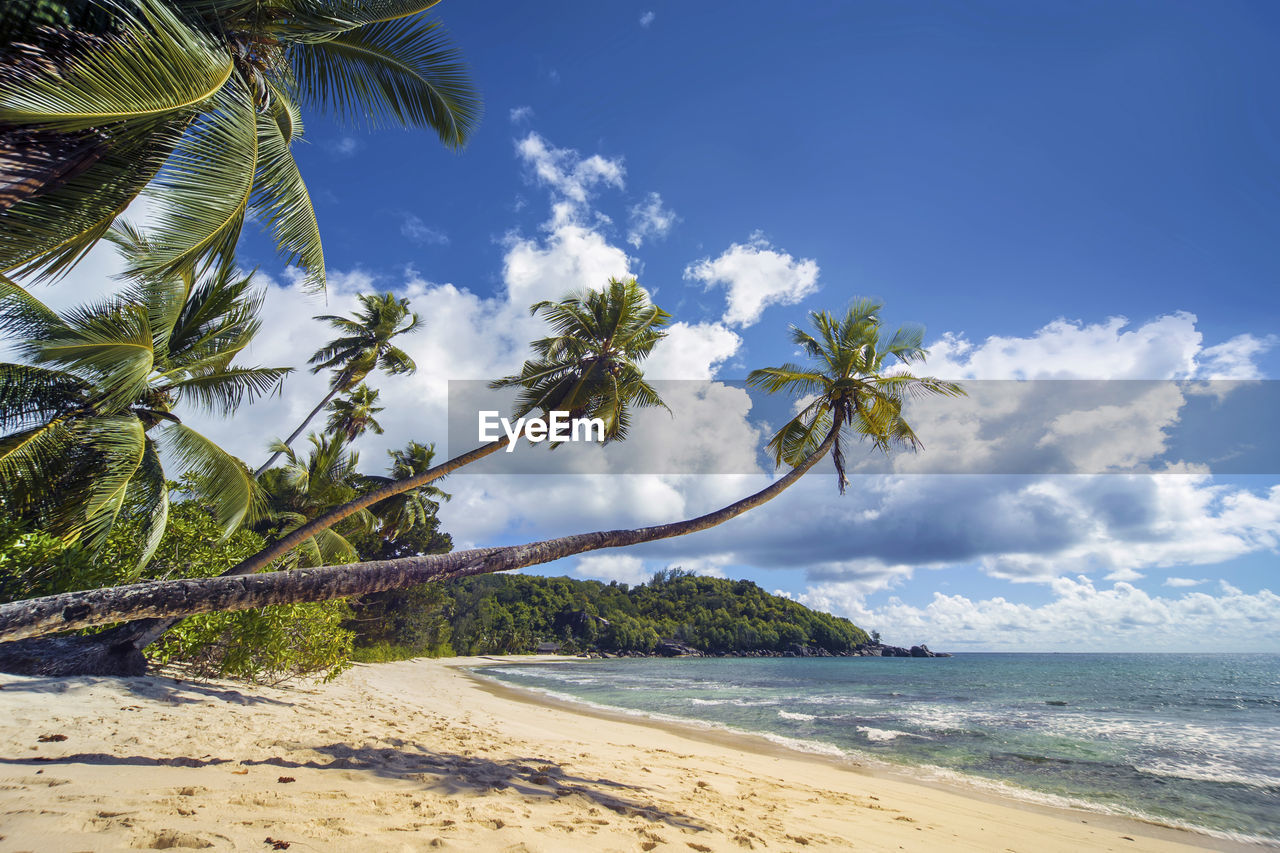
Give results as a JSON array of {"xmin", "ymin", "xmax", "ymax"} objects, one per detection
[
  {"xmin": 245, "ymin": 275, "xmax": 670, "ymax": 573},
  {"xmin": 0, "ymin": 0, "xmax": 480, "ymax": 287},
  {"xmin": 256, "ymin": 291, "xmax": 419, "ymax": 474},
  {"xmin": 491, "ymin": 276, "xmax": 671, "ymax": 443},
  {"xmin": 746, "ymin": 298, "xmax": 964, "ymax": 493},
  {"xmin": 325, "ymin": 383, "xmax": 385, "ymax": 441},
  {"xmin": 0, "ymin": 300, "xmax": 964, "ymax": 676},
  {"xmin": 0, "ymin": 257, "xmax": 289, "ymax": 566}
]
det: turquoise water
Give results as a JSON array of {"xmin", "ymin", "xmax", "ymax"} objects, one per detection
[{"xmin": 473, "ymin": 654, "xmax": 1280, "ymax": 845}]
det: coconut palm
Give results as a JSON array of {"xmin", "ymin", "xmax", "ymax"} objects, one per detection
[
  {"xmin": 0, "ymin": 300, "xmax": 965, "ymax": 676},
  {"xmin": 746, "ymin": 298, "xmax": 966, "ymax": 493},
  {"xmin": 0, "ymin": 256, "xmax": 289, "ymax": 566},
  {"xmin": 255, "ymin": 433, "xmax": 373, "ymax": 568},
  {"xmin": 0, "ymin": 0, "xmax": 480, "ymax": 287},
  {"xmin": 240, "ymin": 276, "xmax": 669, "ymax": 575},
  {"xmin": 256, "ymin": 291, "xmax": 419, "ymax": 474},
  {"xmin": 491, "ymin": 276, "xmax": 671, "ymax": 443},
  {"xmin": 361, "ymin": 440, "xmax": 449, "ymax": 542},
  {"xmin": 325, "ymin": 383, "xmax": 384, "ymax": 441}
]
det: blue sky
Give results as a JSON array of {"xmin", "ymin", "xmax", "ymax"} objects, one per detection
[{"xmin": 53, "ymin": 1, "xmax": 1280, "ymax": 650}]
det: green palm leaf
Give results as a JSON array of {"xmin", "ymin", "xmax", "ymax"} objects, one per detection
[
  {"xmin": 250, "ymin": 110, "xmax": 326, "ymax": 289},
  {"xmin": 0, "ymin": 0, "xmax": 233, "ymax": 132},
  {"xmin": 162, "ymin": 422, "xmax": 256, "ymax": 534},
  {"xmin": 288, "ymin": 17, "xmax": 480, "ymax": 143},
  {"xmin": 167, "ymin": 366, "xmax": 292, "ymax": 414},
  {"xmin": 138, "ymin": 80, "xmax": 259, "ymax": 279},
  {"xmin": 76, "ymin": 414, "xmax": 147, "ymax": 549}
]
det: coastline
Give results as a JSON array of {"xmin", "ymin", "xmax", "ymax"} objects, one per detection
[{"xmin": 0, "ymin": 656, "xmax": 1252, "ymax": 851}]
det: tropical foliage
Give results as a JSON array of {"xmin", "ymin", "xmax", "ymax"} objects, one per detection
[
  {"xmin": 257, "ymin": 291, "xmax": 420, "ymax": 473},
  {"xmin": 0, "ymin": 258, "xmax": 288, "ymax": 564},
  {"xmin": 0, "ymin": 0, "xmax": 480, "ymax": 286},
  {"xmin": 325, "ymin": 383, "xmax": 385, "ymax": 441},
  {"xmin": 348, "ymin": 570, "xmax": 870, "ymax": 659}
]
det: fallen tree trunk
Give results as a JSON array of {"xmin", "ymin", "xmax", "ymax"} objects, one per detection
[{"xmin": 0, "ymin": 430, "xmax": 836, "ymax": 673}]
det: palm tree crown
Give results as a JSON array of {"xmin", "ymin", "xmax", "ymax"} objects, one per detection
[
  {"xmin": 746, "ymin": 299, "xmax": 964, "ymax": 493},
  {"xmin": 309, "ymin": 291, "xmax": 420, "ymax": 388},
  {"xmin": 0, "ymin": 257, "xmax": 290, "ymax": 562},
  {"xmin": 492, "ymin": 277, "xmax": 671, "ymax": 444},
  {"xmin": 0, "ymin": 0, "xmax": 481, "ymax": 287},
  {"xmin": 325, "ymin": 383, "xmax": 384, "ymax": 441}
]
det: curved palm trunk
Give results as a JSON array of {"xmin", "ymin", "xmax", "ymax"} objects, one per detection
[
  {"xmin": 113, "ymin": 433, "xmax": 515, "ymax": 653},
  {"xmin": 253, "ymin": 382, "xmax": 344, "ymax": 477},
  {"xmin": 0, "ymin": 429, "xmax": 836, "ymax": 650}
]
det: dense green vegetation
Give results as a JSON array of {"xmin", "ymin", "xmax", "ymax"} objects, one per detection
[{"xmin": 347, "ymin": 569, "xmax": 871, "ymax": 659}]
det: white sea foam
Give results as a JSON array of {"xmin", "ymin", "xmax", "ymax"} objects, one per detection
[
  {"xmin": 778, "ymin": 710, "xmax": 817, "ymax": 722},
  {"xmin": 856, "ymin": 726, "xmax": 926, "ymax": 742}
]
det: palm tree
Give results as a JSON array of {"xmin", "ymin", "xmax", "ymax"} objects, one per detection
[
  {"xmin": 325, "ymin": 383, "xmax": 385, "ymax": 441},
  {"xmin": 255, "ymin": 433, "xmax": 373, "ymax": 568},
  {"xmin": 256, "ymin": 291, "xmax": 419, "ymax": 474},
  {"xmin": 0, "ymin": 256, "xmax": 289, "ymax": 567},
  {"xmin": 746, "ymin": 298, "xmax": 965, "ymax": 494},
  {"xmin": 0, "ymin": 0, "xmax": 480, "ymax": 287},
  {"xmin": 491, "ymin": 277, "xmax": 671, "ymax": 443},
  {"xmin": 242, "ymin": 275, "xmax": 669, "ymax": 574},
  {"xmin": 362, "ymin": 440, "xmax": 449, "ymax": 542},
  {"xmin": 0, "ymin": 300, "xmax": 965, "ymax": 674}
]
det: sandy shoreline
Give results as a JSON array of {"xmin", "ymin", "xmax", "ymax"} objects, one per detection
[{"xmin": 0, "ymin": 656, "xmax": 1243, "ymax": 851}]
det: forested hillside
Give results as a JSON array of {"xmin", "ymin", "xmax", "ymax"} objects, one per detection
[{"xmin": 348, "ymin": 569, "xmax": 871, "ymax": 659}]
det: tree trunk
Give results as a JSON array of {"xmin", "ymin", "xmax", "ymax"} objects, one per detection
[
  {"xmin": 253, "ymin": 382, "xmax": 344, "ymax": 478},
  {"xmin": 0, "ymin": 429, "xmax": 836, "ymax": 660}
]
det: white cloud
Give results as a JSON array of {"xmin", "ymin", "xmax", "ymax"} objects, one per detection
[
  {"xmin": 516, "ymin": 132, "xmax": 625, "ymax": 207},
  {"xmin": 575, "ymin": 555, "xmax": 649, "ymax": 585},
  {"xmin": 639, "ymin": 11, "xmax": 655, "ymax": 27},
  {"xmin": 643, "ymin": 322, "xmax": 741, "ymax": 380},
  {"xmin": 684, "ymin": 233, "xmax": 819, "ymax": 328},
  {"xmin": 1164, "ymin": 576, "xmax": 1207, "ymax": 587},
  {"xmin": 509, "ymin": 105, "xmax": 534, "ymax": 124},
  {"xmin": 798, "ymin": 575, "xmax": 1280, "ymax": 652},
  {"xmin": 328, "ymin": 137, "xmax": 359, "ymax": 158},
  {"xmin": 926, "ymin": 312, "xmax": 1273, "ymax": 381},
  {"xmin": 626, "ymin": 192, "xmax": 678, "ymax": 247},
  {"xmin": 400, "ymin": 215, "xmax": 449, "ymax": 245}
]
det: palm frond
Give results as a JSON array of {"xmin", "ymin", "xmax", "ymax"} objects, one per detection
[
  {"xmin": 137, "ymin": 78, "xmax": 259, "ymax": 279},
  {"xmin": 75, "ymin": 414, "xmax": 147, "ymax": 550},
  {"xmin": 162, "ymin": 422, "xmax": 256, "ymax": 534},
  {"xmin": 0, "ymin": 0, "xmax": 233, "ymax": 132},
  {"xmin": 167, "ymin": 366, "xmax": 292, "ymax": 414},
  {"xmin": 288, "ymin": 17, "xmax": 479, "ymax": 144},
  {"xmin": 249, "ymin": 110, "xmax": 326, "ymax": 290}
]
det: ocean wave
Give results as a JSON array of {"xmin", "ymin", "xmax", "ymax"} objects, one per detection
[
  {"xmin": 856, "ymin": 726, "xmax": 926, "ymax": 742},
  {"xmin": 1136, "ymin": 761, "xmax": 1280, "ymax": 791},
  {"xmin": 778, "ymin": 710, "xmax": 818, "ymax": 722}
]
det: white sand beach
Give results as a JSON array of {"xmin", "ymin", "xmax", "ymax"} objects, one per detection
[{"xmin": 0, "ymin": 657, "xmax": 1229, "ymax": 852}]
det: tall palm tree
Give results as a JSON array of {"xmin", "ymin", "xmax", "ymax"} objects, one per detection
[
  {"xmin": 325, "ymin": 383, "xmax": 384, "ymax": 441},
  {"xmin": 361, "ymin": 440, "xmax": 449, "ymax": 542},
  {"xmin": 491, "ymin": 276, "xmax": 671, "ymax": 443},
  {"xmin": 746, "ymin": 298, "xmax": 965, "ymax": 493},
  {"xmin": 256, "ymin": 291, "xmax": 419, "ymax": 475},
  {"xmin": 0, "ymin": 256, "xmax": 289, "ymax": 566},
  {"xmin": 0, "ymin": 300, "xmax": 965, "ymax": 672},
  {"xmin": 0, "ymin": 0, "xmax": 480, "ymax": 287},
  {"xmin": 242, "ymin": 275, "xmax": 669, "ymax": 574}
]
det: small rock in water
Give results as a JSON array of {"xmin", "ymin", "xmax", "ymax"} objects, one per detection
[{"xmin": 1045, "ymin": 700, "xmax": 1068, "ymax": 706}]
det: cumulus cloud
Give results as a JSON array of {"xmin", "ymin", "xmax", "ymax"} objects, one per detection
[
  {"xmin": 626, "ymin": 192, "xmax": 678, "ymax": 247},
  {"xmin": 684, "ymin": 233, "xmax": 819, "ymax": 328},
  {"xmin": 797, "ymin": 576, "xmax": 1280, "ymax": 652},
  {"xmin": 1164, "ymin": 577, "xmax": 1208, "ymax": 587}
]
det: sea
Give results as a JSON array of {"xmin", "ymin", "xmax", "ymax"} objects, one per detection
[{"xmin": 471, "ymin": 653, "xmax": 1280, "ymax": 847}]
